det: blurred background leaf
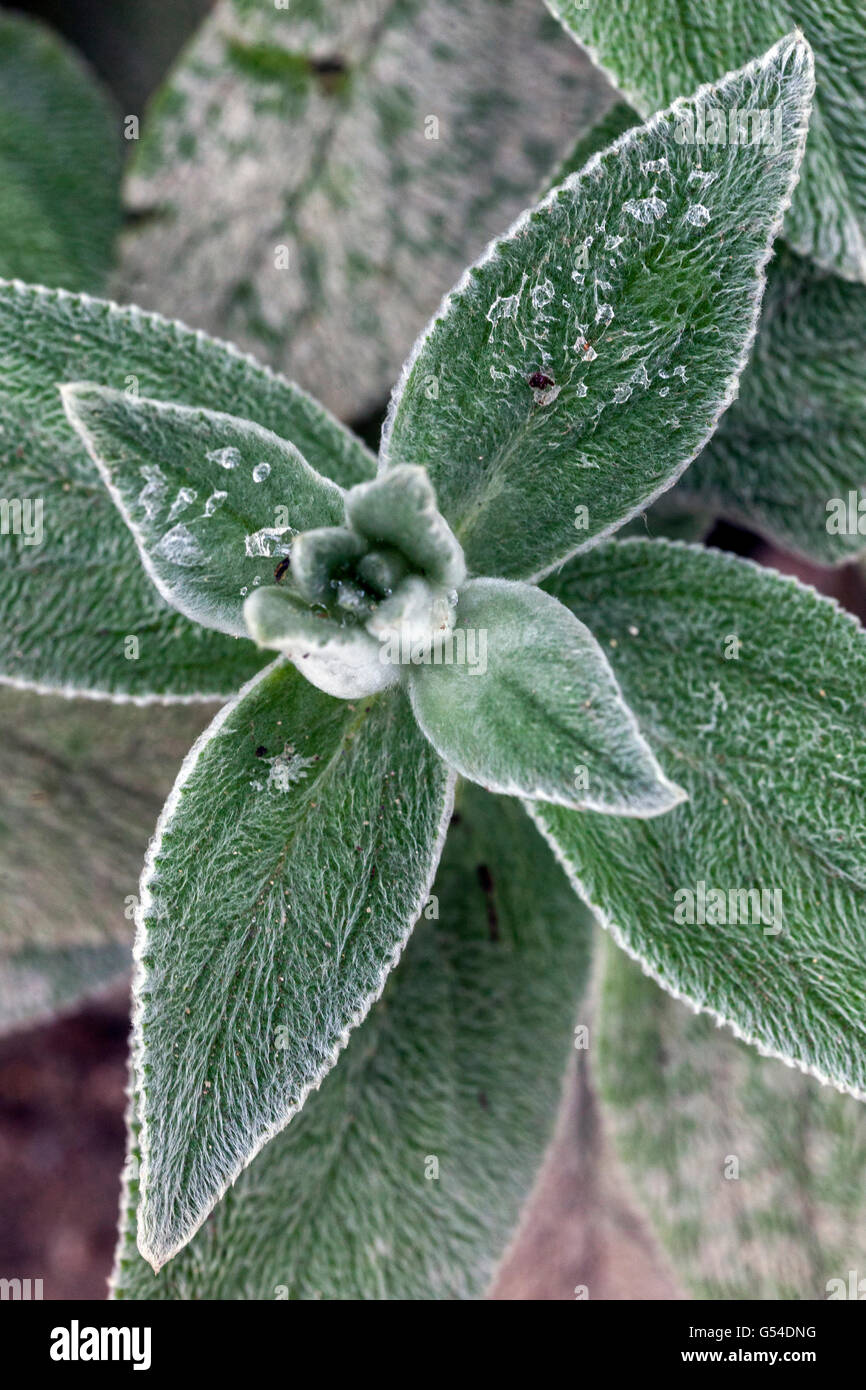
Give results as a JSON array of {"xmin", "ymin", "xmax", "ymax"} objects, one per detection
[
  {"xmin": 0, "ymin": 687, "xmax": 212, "ymax": 1028},
  {"xmin": 597, "ymin": 937, "xmax": 866, "ymax": 1299},
  {"xmin": 113, "ymin": 0, "xmax": 613, "ymax": 422},
  {"xmin": 13, "ymin": 0, "xmax": 214, "ymax": 115},
  {"xmin": 0, "ymin": 8, "xmax": 122, "ymax": 289}
]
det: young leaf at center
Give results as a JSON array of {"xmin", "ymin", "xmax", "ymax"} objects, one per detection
[{"xmin": 407, "ymin": 578, "xmax": 683, "ymax": 815}]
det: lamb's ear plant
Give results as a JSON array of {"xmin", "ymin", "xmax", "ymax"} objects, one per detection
[{"xmin": 8, "ymin": 19, "xmax": 866, "ymax": 1298}]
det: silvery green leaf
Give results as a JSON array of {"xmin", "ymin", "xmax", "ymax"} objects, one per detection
[
  {"xmin": 598, "ymin": 939, "xmax": 866, "ymax": 1299},
  {"xmin": 0, "ymin": 11, "xmax": 121, "ymax": 291},
  {"xmin": 548, "ymin": 0, "xmax": 866, "ymax": 283},
  {"xmin": 532, "ymin": 537, "xmax": 866, "ymax": 1098},
  {"xmin": 383, "ymin": 34, "xmax": 813, "ymax": 581},
  {"xmin": 407, "ymin": 578, "xmax": 684, "ymax": 815},
  {"xmin": 558, "ymin": 107, "xmax": 866, "ymax": 563},
  {"xmin": 679, "ymin": 246, "xmax": 866, "ymax": 563},
  {"xmin": 113, "ymin": 782, "xmax": 593, "ymax": 1300},
  {"xmin": 115, "ymin": 0, "xmax": 611, "ymax": 420},
  {"xmin": 61, "ymin": 384, "xmax": 344, "ymax": 638},
  {"xmin": 131, "ymin": 660, "xmax": 453, "ymax": 1269},
  {"xmin": 345, "ymin": 465, "xmax": 465, "ymax": 590},
  {"xmin": 244, "ymin": 587, "xmax": 396, "ymax": 699},
  {"xmin": 0, "ymin": 281, "xmax": 374, "ymax": 700},
  {"xmin": 0, "ymin": 683, "xmax": 210, "ymax": 955}
]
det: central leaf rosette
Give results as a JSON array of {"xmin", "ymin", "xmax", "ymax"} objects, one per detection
[{"xmin": 244, "ymin": 464, "xmax": 466, "ymax": 699}]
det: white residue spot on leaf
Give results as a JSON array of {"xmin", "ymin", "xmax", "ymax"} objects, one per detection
[
  {"xmin": 252, "ymin": 462, "xmax": 271, "ymax": 483},
  {"xmin": 596, "ymin": 303, "xmax": 615, "ymax": 326},
  {"xmin": 531, "ymin": 382, "xmax": 561, "ymax": 407},
  {"xmin": 575, "ymin": 381, "xmax": 588, "ymax": 397},
  {"xmin": 204, "ymin": 490, "xmax": 228, "ymax": 516},
  {"xmin": 206, "ymin": 446, "xmax": 241, "ymax": 470},
  {"xmin": 530, "ymin": 278, "xmax": 555, "ymax": 313},
  {"xmin": 685, "ymin": 203, "xmax": 711, "ymax": 227},
  {"xmin": 266, "ymin": 744, "xmax": 317, "ymax": 793},
  {"xmin": 623, "ymin": 194, "xmax": 667, "ymax": 223},
  {"xmin": 487, "ymin": 272, "xmax": 528, "ymax": 329},
  {"xmin": 688, "ymin": 168, "xmax": 718, "ymax": 189},
  {"xmin": 138, "ymin": 465, "xmax": 168, "ymax": 520},
  {"xmin": 640, "ymin": 156, "xmax": 669, "ymax": 175},
  {"xmin": 244, "ymin": 526, "xmax": 294, "ymax": 558},
  {"xmin": 612, "ymin": 382, "xmax": 633, "ymax": 404},
  {"xmin": 167, "ymin": 487, "xmax": 197, "ymax": 521},
  {"xmin": 573, "ymin": 325, "xmax": 598, "ymax": 361},
  {"xmin": 155, "ymin": 523, "xmax": 205, "ymax": 568}
]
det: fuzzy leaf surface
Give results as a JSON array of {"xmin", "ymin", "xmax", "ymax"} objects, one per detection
[
  {"xmin": 132, "ymin": 661, "xmax": 453, "ymax": 1269},
  {"xmin": 115, "ymin": 0, "xmax": 611, "ymax": 420},
  {"xmin": 598, "ymin": 940, "xmax": 866, "ymax": 1299},
  {"xmin": 0, "ymin": 685, "xmax": 210, "ymax": 954},
  {"xmin": 679, "ymin": 246, "xmax": 866, "ymax": 563},
  {"xmin": 531, "ymin": 538, "xmax": 866, "ymax": 1098},
  {"xmin": 383, "ymin": 34, "xmax": 813, "ymax": 580},
  {"xmin": 0, "ymin": 12, "xmax": 121, "ymax": 291},
  {"xmin": 408, "ymin": 579, "xmax": 683, "ymax": 815},
  {"xmin": 244, "ymin": 587, "xmax": 397, "ymax": 700},
  {"xmin": 556, "ymin": 105, "xmax": 866, "ymax": 563},
  {"xmin": 62, "ymin": 386, "xmax": 344, "ymax": 638},
  {"xmin": 548, "ymin": 0, "xmax": 866, "ymax": 282},
  {"xmin": 0, "ymin": 282, "xmax": 374, "ymax": 699},
  {"xmin": 113, "ymin": 783, "xmax": 592, "ymax": 1299}
]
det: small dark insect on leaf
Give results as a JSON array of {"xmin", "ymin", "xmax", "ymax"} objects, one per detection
[
  {"xmin": 476, "ymin": 863, "xmax": 500, "ymax": 942},
  {"xmin": 255, "ymin": 745, "xmax": 268, "ymax": 758},
  {"xmin": 311, "ymin": 55, "xmax": 346, "ymax": 76},
  {"xmin": 274, "ymin": 556, "xmax": 291, "ymax": 583},
  {"xmin": 527, "ymin": 370, "xmax": 554, "ymax": 390}
]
